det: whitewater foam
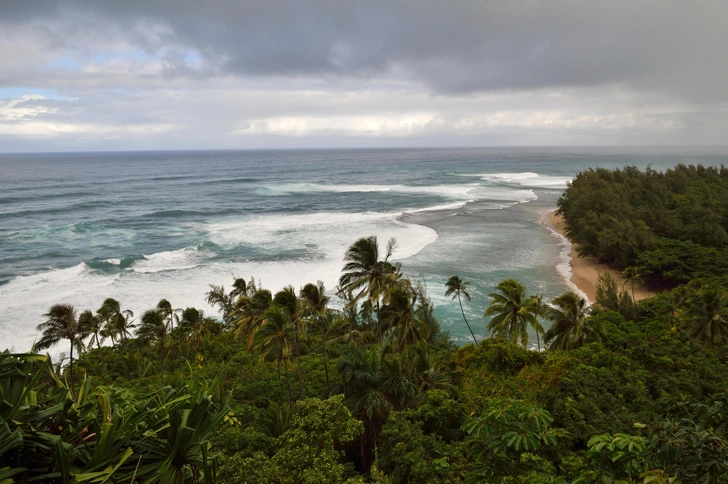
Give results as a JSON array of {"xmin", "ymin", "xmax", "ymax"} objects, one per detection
[
  {"xmin": 0, "ymin": 210, "xmax": 438, "ymax": 355},
  {"xmin": 461, "ymin": 172, "xmax": 572, "ymax": 189},
  {"xmin": 541, "ymin": 209, "xmax": 591, "ymax": 303},
  {"xmin": 257, "ymin": 182, "xmax": 480, "ymax": 199}
]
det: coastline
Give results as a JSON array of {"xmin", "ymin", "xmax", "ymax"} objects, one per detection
[{"xmin": 545, "ymin": 210, "xmax": 656, "ymax": 303}]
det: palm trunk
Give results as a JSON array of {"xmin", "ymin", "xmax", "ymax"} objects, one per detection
[
  {"xmin": 69, "ymin": 339, "xmax": 75, "ymax": 398},
  {"xmin": 376, "ymin": 300, "xmax": 382, "ymax": 344},
  {"xmin": 95, "ymin": 331, "xmax": 101, "ymax": 349},
  {"xmin": 283, "ymin": 357, "xmax": 292, "ymax": 412},
  {"xmin": 536, "ymin": 330, "xmax": 541, "ymax": 351},
  {"xmin": 458, "ymin": 294, "xmax": 478, "ymax": 345},
  {"xmin": 160, "ymin": 343, "xmax": 165, "ymax": 386},
  {"xmin": 631, "ymin": 281, "xmax": 636, "ymax": 304},
  {"xmin": 293, "ymin": 321, "xmax": 303, "ymax": 398},
  {"xmin": 320, "ymin": 321, "xmax": 329, "ymax": 385}
]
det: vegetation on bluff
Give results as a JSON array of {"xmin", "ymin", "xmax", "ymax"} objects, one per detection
[{"xmin": 2, "ymin": 165, "xmax": 728, "ymax": 482}]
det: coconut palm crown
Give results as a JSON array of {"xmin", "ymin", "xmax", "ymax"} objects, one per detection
[
  {"xmin": 339, "ymin": 236, "xmax": 401, "ymax": 343},
  {"xmin": 485, "ymin": 279, "xmax": 542, "ymax": 348},
  {"xmin": 543, "ymin": 291, "xmax": 604, "ymax": 350}
]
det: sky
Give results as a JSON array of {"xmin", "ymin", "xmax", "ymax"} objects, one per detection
[{"xmin": 0, "ymin": 0, "xmax": 726, "ymax": 152}]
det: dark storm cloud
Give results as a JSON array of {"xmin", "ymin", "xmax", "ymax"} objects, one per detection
[{"xmin": 2, "ymin": 0, "xmax": 726, "ymax": 101}]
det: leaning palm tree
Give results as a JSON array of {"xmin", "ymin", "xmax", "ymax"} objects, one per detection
[
  {"xmin": 98, "ymin": 298, "xmax": 134, "ymax": 348},
  {"xmin": 178, "ymin": 307, "xmax": 210, "ymax": 350},
  {"xmin": 255, "ymin": 305, "xmax": 296, "ymax": 411},
  {"xmin": 233, "ymin": 288, "xmax": 273, "ymax": 351},
  {"xmin": 445, "ymin": 275, "xmax": 478, "ymax": 345},
  {"xmin": 544, "ymin": 291, "xmax": 604, "ymax": 350},
  {"xmin": 156, "ymin": 298, "xmax": 180, "ymax": 331},
  {"xmin": 138, "ymin": 308, "xmax": 168, "ymax": 386},
  {"xmin": 681, "ymin": 287, "xmax": 728, "ymax": 349},
  {"xmin": 339, "ymin": 236, "xmax": 401, "ymax": 344},
  {"xmin": 485, "ymin": 279, "xmax": 541, "ymax": 348},
  {"xmin": 300, "ymin": 281, "xmax": 332, "ymax": 385},
  {"xmin": 78, "ymin": 309, "xmax": 104, "ymax": 349},
  {"xmin": 35, "ymin": 304, "xmax": 82, "ymax": 396},
  {"xmin": 274, "ymin": 286, "xmax": 305, "ymax": 398}
]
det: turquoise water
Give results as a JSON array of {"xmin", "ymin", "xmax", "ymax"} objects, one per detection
[{"xmin": 2, "ymin": 147, "xmax": 727, "ymax": 351}]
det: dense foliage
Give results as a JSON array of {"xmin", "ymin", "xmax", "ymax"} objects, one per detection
[
  {"xmin": 3, "ymin": 168, "xmax": 728, "ymax": 482},
  {"xmin": 556, "ymin": 164, "xmax": 728, "ymax": 287}
]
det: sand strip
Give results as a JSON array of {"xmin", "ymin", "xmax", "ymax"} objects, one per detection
[{"xmin": 544, "ymin": 210, "xmax": 656, "ymax": 303}]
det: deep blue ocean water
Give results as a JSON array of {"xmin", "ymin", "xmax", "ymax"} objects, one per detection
[{"xmin": 2, "ymin": 147, "xmax": 727, "ymax": 352}]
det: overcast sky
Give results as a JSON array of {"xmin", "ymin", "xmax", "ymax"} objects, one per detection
[{"xmin": 1, "ymin": 0, "xmax": 726, "ymax": 152}]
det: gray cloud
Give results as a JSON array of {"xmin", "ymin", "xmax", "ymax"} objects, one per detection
[
  {"xmin": 2, "ymin": 0, "xmax": 727, "ymax": 101},
  {"xmin": 0, "ymin": 0, "xmax": 727, "ymax": 151}
]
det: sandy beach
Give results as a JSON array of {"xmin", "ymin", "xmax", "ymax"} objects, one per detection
[{"xmin": 546, "ymin": 211, "xmax": 655, "ymax": 303}]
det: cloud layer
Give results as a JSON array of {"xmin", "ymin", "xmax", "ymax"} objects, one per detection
[{"xmin": 1, "ymin": 0, "xmax": 726, "ymax": 151}]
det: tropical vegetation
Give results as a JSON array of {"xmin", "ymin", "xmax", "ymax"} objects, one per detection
[{"xmin": 4, "ymin": 164, "xmax": 728, "ymax": 482}]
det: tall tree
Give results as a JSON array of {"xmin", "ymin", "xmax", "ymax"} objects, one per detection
[
  {"xmin": 274, "ymin": 286, "xmax": 305, "ymax": 398},
  {"xmin": 681, "ymin": 287, "xmax": 728, "ymax": 349},
  {"xmin": 156, "ymin": 298, "xmax": 180, "ymax": 331},
  {"xmin": 138, "ymin": 308, "xmax": 168, "ymax": 386},
  {"xmin": 233, "ymin": 289, "xmax": 272, "ymax": 351},
  {"xmin": 98, "ymin": 298, "xmax": 134, "ymax": 348},
  {"xmin": 544, "ymin": 291, "xmax": 604, "ymax": 350},
  {"xmin": 178, "ymin": 307, "xmax": 211, "ymax": 349},
  {"xmin": 35, "ymin": 304, "xmax": 81, "ymax": 396},
  {"xmin": 256, "ymin": 305, "xmax": 296, "ymax": 411},
  {"xmin": 206, "ymin": 284, "xmax": 235, "ymax": 325},
  {"xmin": 78, "ymin": 309, "xmax": 103, "ymax": 349},
  {"xmin": 330, "ymin": 345, "xmax": 417, "ymax": 472},
  {"xmin": 300, "ymin": 281, "xmax": 331, "ymax": 385},
  {"xmin": 339, "ymin": 236, "xmax": 401, "ymax": 344},
  {"xmin": 622, "ymin": 266, "xmax": 647, "ymax": 303},
  {"xmin": 381, "ymin": 286, "xmax": 430, "ymax": 352},
  {"xmin": 445, "ymin": 275, "xmax": 478, "ymax": 345},
  {"xmin": 485, "ymin": 279, "xmax": 541, "ymax": 348}
]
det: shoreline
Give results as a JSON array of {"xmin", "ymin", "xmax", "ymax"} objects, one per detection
[{"xmin": 544, "ymin": 210, "xmax": 656, "ymax": 303}]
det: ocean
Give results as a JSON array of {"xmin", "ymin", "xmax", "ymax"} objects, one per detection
[{"xmin": 2, "ymin": 146, "xmax": 727, "ymax": 353}]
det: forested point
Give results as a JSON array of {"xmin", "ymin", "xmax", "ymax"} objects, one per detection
[{"xmin": 2, "ymin": 166, "xmax": 728, "ymax": 483}]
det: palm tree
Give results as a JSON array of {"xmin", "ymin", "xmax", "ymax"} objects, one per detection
[
  {"xmin": 156, "ymin": 299, "xmax": 180, "ymax": 331},
  {"xmin": 35, "ymin": 304, "xmax": 82, "ymax": 396},
  {"xmin": 78, "ymin": 309, "xmax": 104, "ymax": 349},
  {"xmin": 622, "ymin": 266, "xmax": 647, "ymax": 303},
  {"xmin": 138, "ymin": 308, "xmax": 168, "ymax": 386},
  {"xmin": 407, "ymin": 341, "xmax": 455, "ymax": 396},
  {"xmin": 178, "ymin": 307, "xmax": 210, "ymax": 349},
  {"xmin": 231, "ymin": 277, "xmax": 255, "ymax": 300},
  {"xmin": 445, "ymin": 275, "xmax": 478, "ymax": 345},
  {"xmin": 255, "ymin": 305, "xmax": 296, "ymax": 411},
  {"xmin": 206, "ymin": 284, "xmax": 235, "ymax": 324},
  {"xmin": 274, "ymin": 286, "xmax": 305, "ymax": 398},
  {"xmin": 300, "ymin": 281, "xmax": 332, "ymax": 385},
  {"xmin": 681, "ymin": 287, "xmax": 728, "ymax": 349},
  {"xmin": 254, "ymin": 401, "xmax": 291, "ymax": 439},
  {"xmin": 381, "ymin": 286, "xmax": 430, "ymax": 352},
  {"xmin": 330, "ymin": 344, "xmax": 417, "ymax": 472},
  {"xmin": 339, "ymin": 236, "xmax": 401, "ymax": 344},
  {"xmin": 532, "ymin": 295, "xmax": 548, "ymax": 351},
  {"xmin": 544, "ymin": 292, "xmax": 604, "ymax": 350},
  {"xmin": 98, "ymin": 298, "xmax": 134, "ymax": 348},
  {"xmin": 233, "ymin": 289, "xmax": 272, "ymax": 351},
  {"xmin": 485, "ymin": 279, "xmax": 541, "ymax": 348}
]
